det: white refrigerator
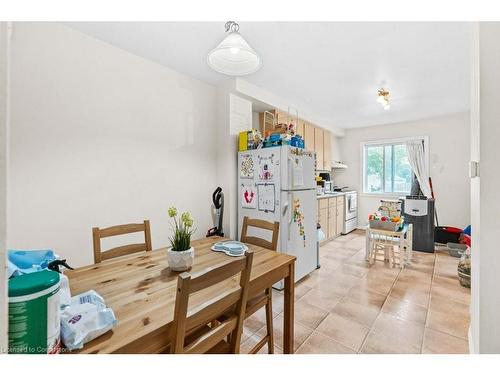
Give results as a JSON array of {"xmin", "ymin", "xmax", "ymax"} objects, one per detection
[{"xmin": 238, "ymin": 145, "xmax": 317, "ymax": 289}]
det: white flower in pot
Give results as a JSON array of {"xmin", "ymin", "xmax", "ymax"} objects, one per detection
[{"xmin": 167, "ymin": 207, "xmax": 195, "ymax": 271}]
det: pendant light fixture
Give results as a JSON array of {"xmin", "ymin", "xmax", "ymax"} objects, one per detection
[
  {"xmin": 207, "ymin": 21, "xmax": 262, "ymax": 76},
  {"xmin": 377, "ymin": 88, "xmax": 391, "ymax": 110}
]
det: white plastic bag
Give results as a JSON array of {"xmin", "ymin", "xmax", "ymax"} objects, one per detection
[
  {"xmin": 60, "ymin": 290, "xmax": 117, "ymax": 351},
  {"xmin": 58, "ymin": 273, "xmax": 72, "ymax": 308}
]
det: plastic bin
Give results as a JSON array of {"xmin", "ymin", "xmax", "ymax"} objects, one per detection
[
  {"xmin": 447, "ymin": 242, "xmax": 467, "ymax": 258},
  {"xmin": 435, "ymin": 226, "xmax": 462, "ymax": 244},
  {"xmin": 369, "ymin": 219, "xmax": 404, "ymax": 231}
]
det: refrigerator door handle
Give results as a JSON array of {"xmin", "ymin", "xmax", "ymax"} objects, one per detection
[
  {"xmin": 287, "ymin": 157, "xmax": 293, "ymax": 189},
  {"xmin": 282, "ymin": 199, "xmax": 289, "ymax": 217},
  {"xmin": 282, "ymin": 197, "xmax": 291, "ymax": 224},
  {"xmin": 282, "ymin": 192, "xmax": 293, "ymax": 240}
]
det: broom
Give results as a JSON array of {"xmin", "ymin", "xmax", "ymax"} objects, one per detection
[{"xmin": 429, "ymin": 177, "xmax": 439, "ymax": 227}]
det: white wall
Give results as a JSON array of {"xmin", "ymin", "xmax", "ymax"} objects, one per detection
[
  {"xmin": 0, "ymin": 22, "xmax": 10, "ymax": 353},
  {"xmin": 330, "ymin": 132, "xmax": 342, "ymax": 163},
  {"xmin": 228, "ymin": 95, "xmax": 253, "ymax": 238},
  {"xmin": 470, "ymin": 22, "xmax": 500, "ymax": 354},
  {"xmin": 334, "ymin": 112, "xmax": 471, "ymax": 229},
  {"xmin": 252, "ymin": 111, "xmax": 260, "ymax": 130},
  {"xmin": 215, "ymin": 79, "xmax": 253, "ymax": 240},
  {"xmin": 7, "ymin": 23, "xmax": 218, "ymax": 267},
  {"xmin": 234, "ymin": 78, "xmax": 345, "ymax": 137}
]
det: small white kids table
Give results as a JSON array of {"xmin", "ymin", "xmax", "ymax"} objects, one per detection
[{"xmin": 365, "ymin": 223, "xmax": 413, "ymax": 268}]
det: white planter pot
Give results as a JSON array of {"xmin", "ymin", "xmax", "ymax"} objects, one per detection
[{"xmin": 167, "ymin": 247, "xmax": 194, "ymax": 272}]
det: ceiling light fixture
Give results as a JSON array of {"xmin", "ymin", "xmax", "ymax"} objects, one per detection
[
  {"xmin": 207, "ymin": 21, "xmax": 262, "ymax": 76},
  {"xmin": 377, "ymin": 88, "xmax": 391, "ymax": 110}
]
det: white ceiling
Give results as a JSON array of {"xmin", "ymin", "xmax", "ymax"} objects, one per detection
[{"xmin": 67, "ymin": 22, "xmax": 472, "ymax": 129}]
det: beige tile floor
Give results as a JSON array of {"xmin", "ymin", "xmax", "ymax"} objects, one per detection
[{"xmin": 240, "ymin": 230, "xmax": 470, "ymax": 354}]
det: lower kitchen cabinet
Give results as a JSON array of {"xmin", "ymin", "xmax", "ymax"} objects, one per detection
[
  {"xmin": 318, "ymin": 196, "xmax": 345, "ymax": 244},
  {"xmin": 318, "ymin": 208, "xmax": 328, "ymax": 242},
  {"xmin": 328, "ymin": 204, "xmax": 336, "ymax": 239}
]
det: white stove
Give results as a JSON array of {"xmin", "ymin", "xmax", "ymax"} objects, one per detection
[{"xmin": 342, "ymin": 191, "xmax": 358, "ymax": 234}]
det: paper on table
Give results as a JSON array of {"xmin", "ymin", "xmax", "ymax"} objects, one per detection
[
  {"xmin": 292, "ymin": 158, "xmax": 304, "ymax": 187},
  {"xmin": 257, "ymin": 183, "xmax": 275, "ymax": 212},
  {"xmin": 241, "ymin": 183, "xmax": 257, "ymax": 209},
  {"xmin": 240, "ymin": 154, "xmax": 254, "ymax": 179}
]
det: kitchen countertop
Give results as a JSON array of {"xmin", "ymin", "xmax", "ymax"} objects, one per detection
[{"xmin": 317, "ymin": 192, "xmax": 346, "ymax": 199}]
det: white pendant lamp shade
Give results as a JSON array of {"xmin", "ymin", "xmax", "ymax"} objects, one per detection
[{"xmin": 207, "ymin": 22, "xmax": 262, "ymax": 76}]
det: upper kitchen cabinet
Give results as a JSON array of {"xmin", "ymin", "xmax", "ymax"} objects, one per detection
[
  {"xmin": 323, "ymin": 130, "xmax": 331, "ymax": 170},
  {"xmin": 314, "ymin": 127, "xmax": 324, "ymax": 170},
  {"xmin": 295, "ymin": 120, "xmax": 304, "ymax": 138},
  {"xmin": 258, "ymin": 110, "xmax": 333, "ymax": 171},
  {"xmin": 276, "ymin": 109, "xmax": 289, "ymax": 127},
  {"xmin": 304, "ymin": 121, "xmax": 315, "ymax": 151},
  {"xmin": 259, "ymin": 109, "xmax": 300, "ymax": 136},
  {"xmin": 258, "ymin": 110, "xmax": 275, "ymax": 135}
]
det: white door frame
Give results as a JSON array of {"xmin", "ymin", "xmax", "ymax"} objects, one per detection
[{"xmin": 0, "ymin": 21, "xmax": 12, "ymax": 353}]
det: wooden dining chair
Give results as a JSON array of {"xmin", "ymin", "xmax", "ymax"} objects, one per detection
[
  {"xmin": 170, "ymin": 251, "xmax": 254, "ymax": 354},
  {"xmin": 239, "ymin": 216, "xmax": 280, "ymax": 354},
  {"xmin": 92, "ymin": 220, "xmax": 152, "ymax": 263}
]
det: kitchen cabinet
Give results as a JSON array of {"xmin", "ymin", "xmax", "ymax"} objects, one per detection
[
  {"xmin": 295, "ymin": 121, "xmax": 304, "ymax": 137},
  {"xmin": 260, "ymin": 109, "xmax": 301, "ymax": 137},
  {"xmin": 318, "ymin": 197, "xmax": 329, "ymax": 210},
  {"xmin": 323, "ymin": 130, "xmax": 331, "ymax": 170},
  {"xmin": 259, "ymin": 110, "xmax": 276, "ymax": 136},
  {"xmin": 276, "ymin": 110, "xmax": 289, "ymax": 126},
  {"xmin": 304, "ymin": 122, "xmax": 315, "ymax": 151},
  {"xmin": 314, "ymin": 127, "xmax": 324, "ymax": 170},
  {"xmin": 317, "ymin": 195, "xmax": 345, "ymax": 243},
  {"xmin": 318, "ymin": 208, "xmax": 328, "ymax": 243},
  {"xmin": 258, "ymin": 110, "xmax": 333, "ymax": 171},
  {"xmin": 318, "ymin": 198, "xmax": 328, "ymax": 244},
  {"xmin": 328, "ymin": 202, "xmax": 337, "ymax": 239}
]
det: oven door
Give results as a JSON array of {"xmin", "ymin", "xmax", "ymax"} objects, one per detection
[{"xmin": 345, "ymin": 193, "xmax": 357, "ymax": 221}]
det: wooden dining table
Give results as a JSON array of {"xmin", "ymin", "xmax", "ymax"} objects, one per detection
[{"xmin": 64, "ymin": 236, "xmax": 296, "ymax": 354}]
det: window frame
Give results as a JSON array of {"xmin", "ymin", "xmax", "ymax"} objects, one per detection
[{"xmin": 360, "ymin": 136, "xmax": 429, "ymax": 197}]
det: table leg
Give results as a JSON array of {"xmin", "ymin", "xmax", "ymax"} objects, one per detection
[
  {"xmin": 408, "ymin": 224, "xmax": 413, "ymax": 262},
  {"xmin": 365, "ymin": 227, "xmax": 371, "ymax": 261},
  {"xmin": 399, "ymin": 234, "xmax": 404, "ymax": 269},
  {"xmin": 403, "ymin": 233, "xmax": 409, "ymax": 265},
  {"xmin": 283, "ymin": 262, "xmax": 295, "ymax": 354}
]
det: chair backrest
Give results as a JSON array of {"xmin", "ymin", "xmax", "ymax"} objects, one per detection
[
  {"xmin": 92, "ymin": 220, "xmax": 152, "ymax": 263},
  {"xmin": 170, "ymin": 251, "xmax": 254, "ymax": 354},
  {"xmin": 240, "ymin": 216, "xmax": 280, "ymax": 251}
]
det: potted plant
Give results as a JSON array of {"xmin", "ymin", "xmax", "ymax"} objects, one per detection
[{"xmin": 167, "ymin": 207, "xmax": 195, "ymax": 271}]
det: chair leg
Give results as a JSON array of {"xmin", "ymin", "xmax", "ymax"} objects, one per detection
[
  {"xmin": 370, "ymin": 235, "xmax": 375, "ymax": 261},
  {"xmin": 369, "ymin": 238, "xmax": 377, "ymax": 265},
  {"xmin": 399, "ymin": 241, "xmax": 404, "ymax": 269},
  {"xmin": 265, "ymin": 288, "xmax": 274, "ymax": 354}
]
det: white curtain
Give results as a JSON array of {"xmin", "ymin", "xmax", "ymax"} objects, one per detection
[{"xmin": 405, "ymin": 139, "xmax": 432, "ymax": 197}]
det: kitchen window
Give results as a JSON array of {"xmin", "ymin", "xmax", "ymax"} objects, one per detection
[{"xmin": 362, "ymin": 138, "xmax": 426, "ymax": 195}]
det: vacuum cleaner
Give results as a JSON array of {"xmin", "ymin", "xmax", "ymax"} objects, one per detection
[{"xmin": 206, "ymin": 187, "xmax": 224, "ymax": 237}]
